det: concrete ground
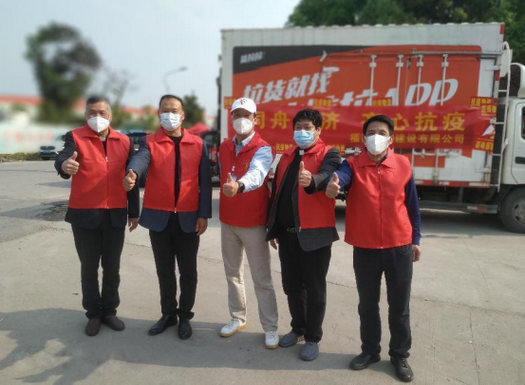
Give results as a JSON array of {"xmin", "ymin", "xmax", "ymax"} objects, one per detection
[{"xmin": 1, "ymin": 161, "xmax": 524, "ymax": 385}]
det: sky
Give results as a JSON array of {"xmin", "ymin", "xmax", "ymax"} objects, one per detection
[{"xmin": 0, "ymin": 0, "xmax": 299, "ymax": 117}]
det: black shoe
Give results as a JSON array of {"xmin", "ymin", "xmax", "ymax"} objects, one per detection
[
  {"xmin": 148, "ymin": 315, "xmax": 178, "ymax": 336},
  {"xmin": 349, "ymin": 352, "xmax": 381, "ymax": 370},
  {"xmin": 85, "ymin": 318, "xmax": 101, "ymax": 337},
  {"xmin": 178, "ymin": 319, "xmax": 192, "ymax": 340},
  {"xmin": 390, "ymin": 356, "xmax": 414, "ymax": 382},
  {"xmin": 102, "ymin": 315, "xmax": 125, "ymax": 331}
]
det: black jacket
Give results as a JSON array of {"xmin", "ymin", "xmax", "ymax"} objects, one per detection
[{"xmin": 266, "ymin": 146, "xmax": 342, "ymax": 251}]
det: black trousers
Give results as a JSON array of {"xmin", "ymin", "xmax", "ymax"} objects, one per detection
[
  {"xmin": 278, "ymin": 231, "xmax": 331, "ymax": 343},
  {"xmin": 71, "ymin": 213, "xmax": 125, "ymax": 319},
  {"xmin": 353, "ymin": 245, "xmax": 413, "ymax": 358},
  {"xmin": 149, "ymin": 216, "xmax": 199, "ymax": 320}
]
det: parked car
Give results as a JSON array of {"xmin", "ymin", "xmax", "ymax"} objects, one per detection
[
  {"xmin": 127, "ymin": 131, "xmax": 147, "ymax": 154},
  {"xmin": 126, "ymin": 131, "xmax": 148, "ymax": 187},
  {"xmin": 39, "ymin": 134, "xmax": 66, "ymax": 160},
  {"xmin": 200, "ymin": 131, "xmax": 218, "ymax": 176}
]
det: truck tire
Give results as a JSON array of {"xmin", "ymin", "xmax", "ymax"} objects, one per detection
[{"xmin": 499, "ymin": 188, "xmax": 525, "ymax": 233}]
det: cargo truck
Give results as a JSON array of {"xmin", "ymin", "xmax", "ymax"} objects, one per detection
[{"xmin": 218, "ymin": 23, "xmax": 525, "ymax": 233}]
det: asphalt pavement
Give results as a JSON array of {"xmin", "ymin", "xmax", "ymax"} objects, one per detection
[{"xmin": 1, "ymin": 161, "xmax": 524, "ymax": 385}]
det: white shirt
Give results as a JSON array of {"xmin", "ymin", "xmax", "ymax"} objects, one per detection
[{"xmin": 232, "ymin": 132, "xmax": 273, "ymax": 192}]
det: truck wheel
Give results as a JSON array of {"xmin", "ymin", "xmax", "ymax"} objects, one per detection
[{"xmin": 499, "ymin": 188, "xmax": 525, "ymax": 233}]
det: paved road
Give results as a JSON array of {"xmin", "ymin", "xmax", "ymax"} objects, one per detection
[{"xmin": 1, "ymin": 161, "xmax": 524, "ymax": 385}]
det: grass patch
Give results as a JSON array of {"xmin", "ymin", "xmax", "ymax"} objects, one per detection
[{"xmin": 0, "ymin": 153, "xmax": 40, "ymax": 162}]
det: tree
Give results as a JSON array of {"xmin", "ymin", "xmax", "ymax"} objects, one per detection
[
  {"xmin": 287, "ymin": 0, "xmax": 364, "ymax": 27},
  {"xmin": 99, "ymin": 68, "xmax": 135, "ymax": 107},
  {"xmin": 110, "ymin": 105, "xmax": 132, "ymax": 129},
  {"xmin": 394, "ymin": 0, "xmax": 500, "ymax": 24},
  {"xmin": 26, "ymin": 22, "xmax": 101, "ymax": 123},
  {"xmin": 486, "ymin": 0, "xmax": 525, "ymax": 64},
  {"xmin": 287, "ymin": 0, "xmax": 525, "ymax": 64},
  {"xmin": 137, "ymin": 105, "xmax": 158, "ymax": 132},
  {"xmin": 182, "ymin": 94, "xmax": 205, "ymax": 128},
  {"xmin": 11, "ymin": 104, "xmax": 28, "ymax": 113},
  {"xmin": 358, "ymin": 0, "xmax": 414, "ymax": 25},
  {"xmin": 96, "ymin": 68, "xmax": 137, "ymax": 128}
]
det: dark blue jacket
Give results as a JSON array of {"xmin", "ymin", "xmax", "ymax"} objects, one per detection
[{"xmin": 127, "ymin": 135, "xmax": 212, "ymax": 233}]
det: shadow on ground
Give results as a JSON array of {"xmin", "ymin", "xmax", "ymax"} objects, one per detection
[
  {"xmin": 335, "ymin": 206, "xmax": 519, "ymax": 238},
  {"xmin": 0, "ymin": 308, "xmax": 398, "ymax": 384},
  {"xmin": 37, "ymin": 181, "xmax": 71, "ymax": 189},
  {"xmin": 0, "ymin": 201, "xmax": 68, "ymax": 222}
]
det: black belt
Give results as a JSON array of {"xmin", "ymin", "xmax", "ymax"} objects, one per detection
[{"xmin": 285, "ymin": 227, "xmax": 301, "ymax": 234}]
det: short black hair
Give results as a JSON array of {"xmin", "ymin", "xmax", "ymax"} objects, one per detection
[
  {"xmin": 292, "ymin": 109, "xmax": 323, "ymax": 129},
  {"xmin": 363, "ymin": 114, "xmax": 394, "ymax": 135},
  {"xmin": 158, "ymin": 94, "xmax": 184, "ymax": 109},
  {"xmin": 86, "ymin": 96, "xmax": 111, "ymax": 112}
]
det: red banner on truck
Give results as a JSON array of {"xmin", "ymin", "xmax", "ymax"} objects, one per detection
[
  {"xmin": 227, "ymin": 44, "xmax": 494, "ymax": 154},
  {"xmin": 224, "ymin": 104, "xmax": 494, "ymax": 154}
]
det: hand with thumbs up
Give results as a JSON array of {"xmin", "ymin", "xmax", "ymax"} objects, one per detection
[
  {"xmin": 298, "ymin": 161, "xmax": 312, "ymax": 188},
  {"xmin": 61, "ymin": 151, "xmax": 80, "ymax": 175},
  {"xmin": 222, "ymin": 173, "xmax": 239, "ymax": 197},
  {"xmin": 123, "ymin": 169, "xmax": 137, "ymax": 192},
  {"xmin": 325, "ymin": 172, "xmax": 340, "ymax": 199}
]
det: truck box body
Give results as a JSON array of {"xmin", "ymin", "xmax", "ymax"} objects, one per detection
[
  {"xmin": 219, "ymin": 23, "xmax": 525, "ymax": 232},
  {"xmin": 221, "ymin": 24, "xmax": 506, "ymax": 183}
]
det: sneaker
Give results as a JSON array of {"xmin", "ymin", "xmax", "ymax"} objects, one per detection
[
  {"xmin": 265, "ymin": 331, "xmax": 279, "ymax": 349},
  {"xmin": 300, "ymin": 341, "xmax": 319, "ymax": 361},
  {"xmin": 279, "ymin": 331, "xmax": 304, "ymax": 348},
  {"xmin": 390, "ymin": 356, "xmax": 414, "ymax": 382},
  {"xmin": 220, "ymin": 319, "xmax": 246, "ymax": 337}
]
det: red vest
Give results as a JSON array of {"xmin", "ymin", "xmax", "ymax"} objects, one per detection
[
  {"xmin": 345, "ymin": 149, "xmax": 413, "ymax": 249},
  {"xmin": 69, "ymin": 125, "xmax": 129, "ymax": 209},
  {"xmin": 219, "ymin": 133, "xmax": 271, "ymax": 227},
  {"xmin": 274, "ymin": 139, "xmax": 336, "ymax": 229},
  {"xmin": 142, "ymin": 128, "xmax": 202, "ymax": 212}
]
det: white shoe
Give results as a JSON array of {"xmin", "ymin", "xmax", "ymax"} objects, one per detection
[
  {"xmin": 220, "ymin": 319, "xmax": 246, "ymax": 337},
  {"xmin": 265, "ymin": 331, "xmax": 279, "ymax": 349}
]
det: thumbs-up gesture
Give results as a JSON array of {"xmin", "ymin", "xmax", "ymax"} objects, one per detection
[
  {"xmin": 61, "ymin": 151, "xmax": 80, "ymax": 175},
  {"xmin": 298, "ymin": 161, "xmax": 312, "ymax": 188},
  {"xmin": 222, "ymin": 173, "xmax": 239, "ymax": 197},
  {"xmin": 123, "ymin": 169, "xmax": 137, "ymax": 192},
  {"xmin": 325, "ymin": 172, "xmax": 340, "ymax": 199}
]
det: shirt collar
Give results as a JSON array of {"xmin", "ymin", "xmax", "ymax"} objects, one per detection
[
  {"xmin": 360, "ymin": 148, "xmax": 395, "ymax": 168},
  {"xmin": 233, "ymin": 131, "xmax": 255, "ymax": 147}
]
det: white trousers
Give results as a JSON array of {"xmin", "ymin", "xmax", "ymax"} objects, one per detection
[{"xmin": 220, "ymin": 223, "xmax": 278, "ymax": 332}]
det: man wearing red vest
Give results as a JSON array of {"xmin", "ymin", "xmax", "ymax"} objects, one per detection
[
  {"xmin": 218, "ymin": 97, "xmax": 279, "ymax": 349},
  {"xmin": 326, "ymin": 114, "xmax": 421, "ymax": 382},
  {"xmin": 123, "ymin": 95, "xmax": 212, "ymax": 340},
  {"xmin": 55, "ymin": 96, "xmax": 139, "ymax": 337},
  {"xmin": 267, "ymin": 109, "xmax": 342, "ymax": 361}
]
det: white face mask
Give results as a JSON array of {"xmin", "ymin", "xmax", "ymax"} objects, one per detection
[
  {"xmin": 160, "ymin": 113, "xmax": 182, "ymax": 131},
  {"xmin": 87, "ymin": 116, "xmax": 110, "ymax": 133},
  {"xmin": 233, "ymin": 117, "xmax": 254, "ymax": 135},
  {"xmin": 365, "ymin": 134, "xmax": 391, "ymax": 155}
]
